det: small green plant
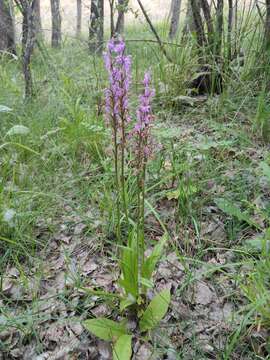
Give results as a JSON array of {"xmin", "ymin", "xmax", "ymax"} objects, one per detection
[
  {"xmin": 241, "ymin": 161, "xmax": 270, "ymax": 329},
  {"xmin": 242, "ymin": 235, "xmax": 270, "ymax": 329},
  {"xmin": 82, "ymin": 39, "xmax": 170, "ymax": 359},
  {"xmin": 254, "ymin": 88, "xmax": 270, "ymax": 142}
]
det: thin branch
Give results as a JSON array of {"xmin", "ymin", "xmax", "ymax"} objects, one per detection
[{"xmin": 136, "ymin": 0, "xmax": 173, "ymax": 62}]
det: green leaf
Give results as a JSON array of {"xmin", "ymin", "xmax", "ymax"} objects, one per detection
[
  {"xmin": 166, "ymin": 189, "xmax": 180, "ymax": 200},
  {"xmin": 0, "ymin": 105, "xmax": 12, "ymax": 113},
  {"xmin": 142, "ymin": 234, "xmax": 167, "ymax": 281},
  {"xmin": 215, "ymin": 198, "xmax": 261, "ymax": 230},
  {"xmin": 244, "ymin": 229, "xmax": 270, "ymax": 252},
  {"xmin": 6, "ymin": 125, "xmax": 30, "ymax": 136},
  {"xmin": 261, "ymin": 162, "xmax": 270, "ymax": 182},
  {"xmin": 83, "ymin": 318, "xmax": 127, "ymax": 341},
  {"xmin": 196, "ymin": 139, "xmax": 234, "ymax": 151},
  {"xmin": 119, "ymin": 232, "xmax": 138, "ymax": 298},
  {"xmin": 139, "ymin": 289, "xmax": 171, "ymax": 332},
  {"xmin": 0, "ymin": 142, "xmax": 39, "ymax": 155},
  {"xmin": 140, "ymin": 277, "xmax": 154, "ymax": 289},
  {"xmin": 245, "ymin": 238, "xmax": 270, "ymax": 252},
  {"xmin": 113, "ymin": 335, "xmax": 132, "ymax": 360},
  {"xmin": 145, "ymin": 199, "xmax": 167, "ymax": 234},
  {"xmin": 120, "ymin": 296, "xmax": 136, "ymax": 312},
  {"xmin": 172, "ymin": 95, "xmax": 196, "ymax": 106}
]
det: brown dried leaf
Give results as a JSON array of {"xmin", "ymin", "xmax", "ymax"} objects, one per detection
[{"xmin": 194, "ymin": 282, "xmax": 213, "ymax": 305}]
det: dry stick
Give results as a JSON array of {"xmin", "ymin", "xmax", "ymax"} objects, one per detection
[{"xmin": 136, "ymin": 0, "xmax": 173, "ymax": 62}]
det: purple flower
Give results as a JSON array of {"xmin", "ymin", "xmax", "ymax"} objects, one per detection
[
  {"xmin": 103, "ymin": 39, "xmax": 132, "ymax": 141},
  {"xmin": 132, "ymin": 71, "xmax": 155, "ymax": 169},
  {"xmin": 133, "ymin": 72, "xmax": 155, "ymax": 136}
]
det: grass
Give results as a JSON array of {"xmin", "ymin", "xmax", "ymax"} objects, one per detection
[{"xmin": 0, "ymin": 18, "xmax": 270, "ymax": 358}]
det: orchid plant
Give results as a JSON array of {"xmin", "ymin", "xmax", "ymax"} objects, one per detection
[{"xmin": 83, "ymin": 39, "xmax": 170, "ymax": 359}]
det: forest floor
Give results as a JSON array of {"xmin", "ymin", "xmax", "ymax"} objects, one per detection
[{"xmin": 1, "ymin": 32, "xmax": 270, "ymax": 359}]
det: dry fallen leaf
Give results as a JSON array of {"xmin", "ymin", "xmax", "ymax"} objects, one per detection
[
  {"xmin": 97, "ymin": 340, "xmax": 112, "ymax": 359},
  {"xmin": 135, "ymin": 343, "xmax": 155, "ymax": 360},
  {"xmin": 194, "ymin": 282, "xmax": 213, "ymax": 306}
]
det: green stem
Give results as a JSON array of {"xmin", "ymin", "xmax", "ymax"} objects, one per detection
[
  {"xmin": 121, "ymin": 117, "xmax": 129, "ymax": 230},
  {"xmin": 136, "ymin": 138, "xmax": 146, "ymax": 295},
  {"xmin": 137, "ymin": 172, "xmax": 141, "ymax": 294},
  {"xmin": 141, "ymin": 163, "xmax": 146, "ymax": 268},
  {"xmin": 114, "ymin": 128, "xmax": 121, "ymax": 245}
]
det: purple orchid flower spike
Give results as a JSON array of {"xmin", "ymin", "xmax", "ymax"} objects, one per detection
[{"xmin": 103, "ymin": 38, "xmax": 131, "ymax": 133}]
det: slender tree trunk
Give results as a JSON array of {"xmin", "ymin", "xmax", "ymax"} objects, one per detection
[
  {"xmin": 183, "ymin": 0, "xmax": 195, "ymax": 34},
  {"xmin": 89, "ymin": 0, "xmax": 104, "ymax": 54},
  {"xmin": 13, "ymin": 0, "xmax": 36, "ymax": 97},
  {"xmin": 215, "ymin": 0, "xmax": 223, "ymax": 57},
  {"xmin": 76, "ymin": 0, "xmax": 82, "ymax": 38},
  {"xmin": 265, "ymin": 0, "xmax": 270, "ymax": 48},
  {"xmin": 109, "ymin": 0, "xmax": 115, "ymax": 37},
  {"xmin": 23, "ymin": 1, "xmax": 36, "ymax": 98},
  {"xmin": 33, "ymin": 0, "xmax": 42, "ymax": 38},
  {"xmin": 115, "ymin": 0, "xmax": 127, "ymax": 34},
  {"xmin": 190, "ymin": 0, "xmax": 206, "ymax": 47},
  {"xmin": 168, "ymin": 0, "xmax": 181, "ymax": 39},
  {"xmin": 201, "ymin": 0, "xmax": 213, "ymax": 37},
  {"xmin": 227, "ymin": 0, "xmax": 233, "ymax": 61},
  {"xmin": 22, "ymin": 6, "xmax": 28, "ymax": 51},
  {"xmin": 16, "ymin": 0, "xmax": 36, "ymax": 97},
  {"xmin": 50, "ymin": 0, "xmax": 61, "ymax": 48},
  {"xmin": 0, "ymin": 0, "xmax": 16, "ymax": 55},
  {"xmin": 169, "ymin": 0, "xmax": 174, "ymax": 19}
]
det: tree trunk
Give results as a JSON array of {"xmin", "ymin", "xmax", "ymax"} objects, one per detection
[
  {"xmin": 13, "ymin": 0, "xmax": 36, "ymax": 97},
  {"xmin": 190, "ymin": 0, "xmax": 206, "ymax": 47},
  {"xmin": 50, "ymin": 0, "xmax": 61, "ymax": 48},
  {"xmin": 168, "ymin": 0, "xmax": 181, "ymax": 39},
  {"xmin": 33, "ymin": 0, "xmax": 42, "ymax": 38},
  {"xmin": 22, "ymin": 4, "xmax": 28, "ymax": 50},
  {"xmin": 76, "ymin": 0, "xmax": 82, "ymax": 38},
  {"xmin": 23, "ymin": 1, "xmax": 36, "ymax": 98},
  {"xmin": 115, "ymin": 0, "xmax": 127, "ymax": 34},
  {"xmin": 215, "ymin": 0, "xmax": 223, "ymax": 57},
  {"xmin": 201, "ymin": 0, "xmax": 213, "ymax": 37},
  {"xmin": 89, "ymin": 0, "xmax": 104, "ymax": 54},
  {"xmin": 109, "ymin": 0, "xmax": 115, "ymax": 37},
  {"xmin": 227, "ymin": 0, "xmax": 233, "ymax": 61},
  {"xmin": 265, "ymin": 0, "xmax": 270, "ymax": 48},
  {"xmin": 183, "ymin": 0, "xmax": 195, "ymax": 34},
  {"xmin": 17, "ymin": 0, "xmax": 36, "ymax": 98},
  {"xmin": 0, "ymin": 0, "xmax": 16, "ymax": 55}
]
